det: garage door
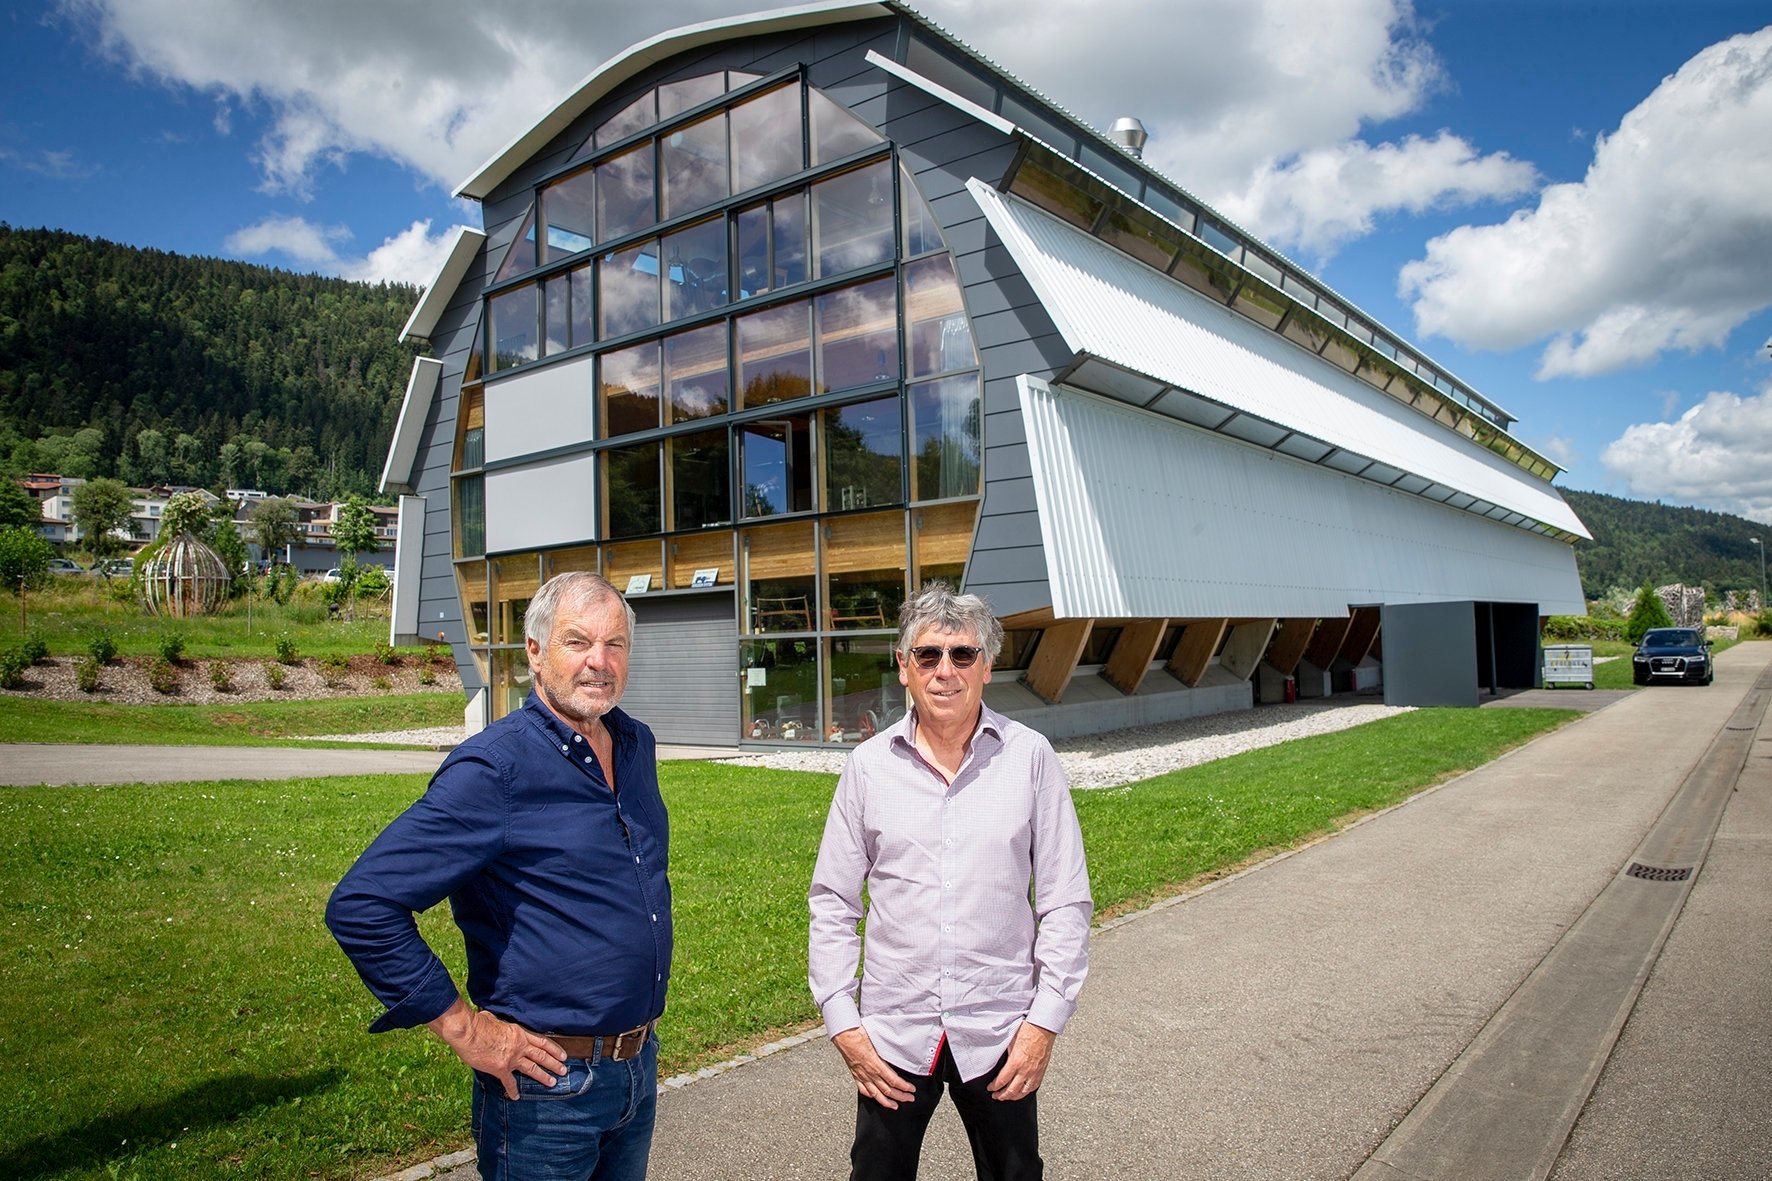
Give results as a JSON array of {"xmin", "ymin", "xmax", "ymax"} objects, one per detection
[{"xmin": 623, "ymin": 591, "xmax": 739, "ymax": 747}]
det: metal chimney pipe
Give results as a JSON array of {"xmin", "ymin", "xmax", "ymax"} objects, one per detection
[{"xmin": 1110, "ymin": 116, "xmax": 1148, "ymax": 159}]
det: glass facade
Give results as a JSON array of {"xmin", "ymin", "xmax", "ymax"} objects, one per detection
[{"xmin": 455, "ymin": 71, "xmax": 984, "ymax": 741}]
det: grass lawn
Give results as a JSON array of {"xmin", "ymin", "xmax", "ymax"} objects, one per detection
[
  {"xmin": 0, "ymin": 694, "xmax": 463, "ymax": 747},
  {"xmin": 0, "ymin": 706, "xmax": 1576, "ymax": 1180}
]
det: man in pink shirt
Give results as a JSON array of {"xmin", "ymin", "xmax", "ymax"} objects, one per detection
[{"xmin": 809, "ymin": 582, "xmax": 1093, "ymax": 1180}]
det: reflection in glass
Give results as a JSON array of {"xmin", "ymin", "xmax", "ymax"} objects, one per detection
[
  {"xmin": 659, "ymin": 73, "xmax": 725, "ymax": 119},
  {"xmin": 664, "ymin": 324, "xmax": 729, "ymax": 422},
  {"xmin": 543, "ymin": 274, "xmax": 570, "ymax": 357},
  {"xmin": 737, "ymin": 300, "xmax": 811, "ymax": 407},
  {"xmin": 601, "ymin": 341, "xmax": 661, "ymax": 437},
  {"xmin": 605, "ymin": 441, "xmax": 661, "ymax": 537},
  {"xmin": 900, "ymin": 163, "xmax": 945, "ymax": 256},
  {"xmin": 669, "ymin": 428, "xmax": 730, "ymax": 530},
  {"xmin": 825, "ymin": 637, "xmax": 901, "ymax": 741},
  {"xmin": 454, "ymin": 476, "xmax": 484, "ymax": 558},
  {"xmin": 597, "ymin": 142, "xmax": 656, "ymax": 242},
  {"xmin": 729, "ymin": 84, "xmax": 802, "ymax": 194},
  {"xmin": 493, "ymin": 208, "xmax": 536, "ymax": 283},
  {"xmin": 740, "ymin": 414, "xmax": 813, "ymax": 518},
  {"xmin": 912, "ymin": 500, "xmax": 975, "ymax": 589},
  {"xmin": 741, "ymin": 636, "xmax": 818, "ymax": 741},
  {"xmin": 813, "ymin": 160, "xmax": 893, "ymax": 277},
  {"xmin": 905, "ymin": 254, "xmax": 976, "ymax": 380},
  {"xmin": 663, "ymin": 218, "xmax": 728, "ymax": 320},
  {"xmin": 742, "ymin": 521, "xmax": 815, "ymax": 635},
  {"xmin": 569, "ymin": 266, "xmax": 594, "ymax": 349},
  {"xmin": 491, "ymin": 553, "xmax": 540, "ymax": 645},
  {"xmin": 455, "ymin": 559, "xmax": 489, "ymax": 642},
  {"xmin": 661, "ymin": 111, "xmax": 728, "ymax": 220},
  {"xmin": 599, "ymin": 242, "xmax": 661, "ymax": 339},
  {"xmin": 541, "ymin": 169, "xmax": 595, "ymax": 262},
  {"xmin": 810, "ymin": 89, "xmax": 885, "ymax": 165},
  {"xmin": 816, "ymin": 276, "xmax": 899, "ymax": 394},
  {"xmin": 824, "ymin": 511, "xmax": 905, "ymax": 631},
  {"xmin": 822, "ymin": 396, "xmax": 903, "ymax": 511},
  {"xmin": 910, "ymin": 375, "xmax": 981, "ymax": 500},
  {"xmin": 595, "ymin": 89, "xmax": 655, "ymax": 149},
  {"xmin": 488, "ymin": 285, "xmax": 537, "ymax": 371},
  {"xmin": 735, "ymin": 195, "xmax": 807, "ymax": 299},
  {"xmin": 491, "ymin": 648, "xmax": 534, "ymax": 719}
]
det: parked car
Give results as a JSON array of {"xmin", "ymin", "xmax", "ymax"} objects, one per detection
[
  {"xmin": 92, "ymin": 558, "xmax": 135, "ymax": 579},
  {"xmin": 1631, "ymin": 627, "xmax": 1713, "ymax": 686},
  {"xmin": 321, "ymin": 568, "xmax": 344, "ymax": 583},
  {"xmin": 46, "ymin": 557, "xmax": 83, "ymax": 575}
]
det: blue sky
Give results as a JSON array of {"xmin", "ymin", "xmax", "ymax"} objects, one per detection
[{"xmin": 4, "ymin": 0, "xmax": 1770, "ymax": 522}]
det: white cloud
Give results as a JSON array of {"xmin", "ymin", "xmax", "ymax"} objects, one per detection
[
  {"xmin": 1400, "ymin": 27, "xmax": 1772, "ymax": 378},
  {"xmin": 1599, "ymin": 381, "xmax": 1772, "ymax": 522},
  {"xmin": 58, "ymin": 0, "xmax": 1526, "ymax": 259},
  {"xmin": 224, "ymin": 215, "xmax": 455, "ymax": 287},
  {"xmin": 1537, "ymin": 433, "xmax": 1576, "ymax": 468},
  {"xmin": 0, "ymin": 145, "xmax": 99, "ymax": 180}
]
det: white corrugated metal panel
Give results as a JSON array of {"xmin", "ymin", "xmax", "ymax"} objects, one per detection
[
  {"xmin": 970, "ymin": 181, "xmax": 1589, "ymax": 540},
  {"xmin": 399, "ymin": 226, "xmax": 486, "ymax": 343},
  {"xmin": 1019, "ymin": 377, "xmax": 1587, "ymax": 619},
  {"xmin": 380, "ymin": 356, "xmax": 443, "ymax": 494}
]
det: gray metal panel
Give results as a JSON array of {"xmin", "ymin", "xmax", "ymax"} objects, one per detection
[
  {"xmin": 484, "ymin": 356, "xmax": 596, "ymax": 464},
  {"xmin": 623, "ymin": 592, "xmax": 740, "ymax": 746},
  {"xmin": 1381, "ymin": 601, "xmax": 1479, "ymax": 708}
]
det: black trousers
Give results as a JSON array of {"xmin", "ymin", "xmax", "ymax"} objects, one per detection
[{"xmin": 850, "ymin": 1042, "xmax": 1042, "ymax": 1181}]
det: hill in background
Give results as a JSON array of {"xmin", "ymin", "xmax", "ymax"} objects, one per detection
[{"xmin": 1562, "ymin": 489, "xmax": 1766, "ymax": 603}]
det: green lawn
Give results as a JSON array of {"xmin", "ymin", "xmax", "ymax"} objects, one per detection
[
  {"xmin": 0, "ymin": 706, "xmax": 1576, "ymax": 1181},
  {"xmin": 0, "ymin": 693, "xmax": 463, "ymax": 747}
]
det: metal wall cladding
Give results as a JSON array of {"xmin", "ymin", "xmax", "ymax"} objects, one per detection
[
  {"xmin": 623, "ymin": 594, "xmax": 740, "ymax": 745},
  {"xmin": 1019, "ymin": 378, "xmax": 1587, "ymax": 619},
  {"xmin": 968, "ymin": 180, "xmax": 1589, "ymax": 540}
]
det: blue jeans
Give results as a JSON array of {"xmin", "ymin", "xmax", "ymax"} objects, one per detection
[{"xmin": 471, "ymin": 1033, "xmax": 658, "ymax": 1181}]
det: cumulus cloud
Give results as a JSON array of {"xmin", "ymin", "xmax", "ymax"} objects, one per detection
[
  {"xmin": 1599, "ymin": 381, "xmax": 1772, "ymax": 522},
  {"xmin": 1400, "ymin": 27, "xmax": 1772, "ymax": 378},
  {"xmin": 224, "ymin": 215, "xmax": 457, "ymax": 287}
]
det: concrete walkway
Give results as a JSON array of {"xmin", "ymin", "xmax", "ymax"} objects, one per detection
[{"xmin": 410, "ymin": 642, "xmax": 1768, "ymax": 1181}]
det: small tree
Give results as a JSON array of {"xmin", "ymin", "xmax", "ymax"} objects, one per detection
[
  {"xmin": 247, "ymin": 497, "xmax": 299, "ymax": 568},
  {"xmin": 0, "ymin": 526, "xmax": 53, "ymax": 592},
  {"xmin": 1625, "ymin": 580, "xmax": 1675, "ymax": 644},
  {"xmin": 0, "ymin": 478, "xmax": 39, "ymax": 530},
  {"xmin": 332, "ymin": 495, "xmax": 378, "ymax": 565},
  {"xmin": 71, "ymin": 477, "xmax": 135, "ymax": 562}
]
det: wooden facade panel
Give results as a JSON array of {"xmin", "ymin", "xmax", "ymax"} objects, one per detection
[
  {"xmin": 1102, "ymin": 618, "xmax": 1166, "ymax": 695},
  {"xmin": 1167, "ymin": 618, "xmax": 1228, "ymax": 687},
  {"xmin": 1221, "ymin": 619, "xmax": 1276, "ymax": 682},
  {"xmin": 1265, "ymin": 617, "xmax": 1317, "ymax": 676},
  {"xmin": 1022, "ymin": 618, "xmax": 1091, "ymax": 704},
  {"xmin": 1341, "ymin": 605, "xmax": 1382, "ymax": 665},
  {"xmin": 1305, "ymin": 615, "xmax": 1353, "ymax": 668}
]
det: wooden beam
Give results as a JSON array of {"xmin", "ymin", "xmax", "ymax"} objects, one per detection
[
  {"xmin": 1340, "ymin": 606, "xmax": 1382, "ymax": 665},
  {"xmin": 1220, "ymin": 619, "xmax": 1276, "ymax": 682},
  {"xmin": 998, "ymin": 605, "xmax": 1056, "ymax": 630},
  {"xmin": 1021, "ymin": 619, "xmax": 1092, "ymax": 705},
  {"xmin": 1305, "ymin": 615, "xmax": 1353, "ymax": 669},
  {"xmin": 1166, "ymin": 618, "xmax": 1228, "ymax": 687},
  {"xmin": 1264, "ymin": 618, "xmax": 1316, "ymax": 676},
  {"xmin": 1102, "ymin": 619, "xmax": 1167, "ymax": 696}
]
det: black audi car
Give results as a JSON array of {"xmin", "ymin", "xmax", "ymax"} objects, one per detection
[{"xmin": 1631, "ymin": 627, "xmax": 1714, "ymax": 685}]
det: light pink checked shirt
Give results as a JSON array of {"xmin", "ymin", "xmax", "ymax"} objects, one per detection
[{"xmin": 808, "ymin": 702, "xmax": 1092, "ymax": 1082}]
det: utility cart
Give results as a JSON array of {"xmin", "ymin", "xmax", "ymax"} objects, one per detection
[{"xmin": 1542, "ymin": 644, "xmax": 1595, "ymax": 690}]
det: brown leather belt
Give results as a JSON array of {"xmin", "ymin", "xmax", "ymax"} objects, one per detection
[{"xmin": 550, "ymin": 1020, "xmax": 656, "ymax": 1063}]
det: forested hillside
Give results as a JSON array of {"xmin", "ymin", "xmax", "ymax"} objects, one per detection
[
  {"xmin": 0, "ymin": 224, "xmax": 419, "ymax": 498},
  {"xmin": 1563, "ymin": 489, "xmax": 1767, "ymax": 601}
]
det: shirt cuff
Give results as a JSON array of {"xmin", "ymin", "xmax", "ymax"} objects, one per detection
[
  {"xmin": 1025, "ymin": 991, "xmax": 1077, "ymax": 1037},
  {"xmin": 366, "ymin": 958, "xmax": 459, "ymax": 1033},
  {"xmin": 820, "ymin": 993, "xmax": 863, "ymax": 1039}
]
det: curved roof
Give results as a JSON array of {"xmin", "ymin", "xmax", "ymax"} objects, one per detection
[{"xmin": 455, "ymin": 1, "xmax": 890, "ymax": 201}]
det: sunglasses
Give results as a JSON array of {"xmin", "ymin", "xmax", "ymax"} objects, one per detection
[{"xmin": 904, "ymin": 644, "xmax": 984, "ymax": 671}]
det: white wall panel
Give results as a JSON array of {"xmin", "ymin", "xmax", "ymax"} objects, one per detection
[
  {"xmin": 485, "ymin": 452, "xmax": 598, "ymax": 554},
  {"xmin": 484, "ymin": 356, "xmax": 595, "ymax": 465},
  {"xmin": 1020, "ymin": 378, "xmax": 1587, "ymax": 619}
]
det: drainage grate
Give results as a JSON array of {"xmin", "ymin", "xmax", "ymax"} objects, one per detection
[{"xmin": 1627, "ymin": 863, "xmax": 1693, "ymax": 882}]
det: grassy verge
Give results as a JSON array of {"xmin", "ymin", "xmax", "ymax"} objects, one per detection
[
  {"xmin": 0, "ymin": 693, "xmax": 463, "ymax": 746},
  {"xmin": 0, "ymin": 707, "xmax": 1576, "ymax": 1180}
]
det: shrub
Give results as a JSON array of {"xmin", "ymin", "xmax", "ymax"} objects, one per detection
[
  {"xmin": 264, "ymin": 662, "xmax": 287, "ymax": 691},
  {"xmin": 74, "ymin": 657, "xmax": 101, "ymax": 693},
  {"xmin": 320, "ymin": 652, "xmax": 350, "ymax": 688},
  {"xmin": 424, "ymin": 643, "xmax": 445, "ymax": 665},
  {"xmin": 417, "ymin": 665, "xmax": 436, "ymax": 686},
  {"xmin": 87, "ymin": 631, "xmax": 118, "ymax": 666},
  {"xmin": 147, "ymin": 656, "xmax": 179, "ymax": 694},
  {"xmin": 371, "ymin": 674, "xmax": 392, "ymax": 691},
  {"xmin": 274, "ymin": 633, "xmax": 300, "ymax": 665},
  {"xmin": 373, "ymin": 639, "xmax": 398, "ymax": 665},
  {"xmin": 357, "ymin": 565, "xmax": 391, "ymax": 595},
  {"xmin": 1625, "ymin": 581, "xmax": 1674, "ymax": 645},
  {"xmin": 157, "ymin": 633, "xmax": 187, "ymax": 664},
  {"xmin": 1757, "ymin": 610, "xmax": 1772, "ymax": 638},
  {"xmin": 0, "ymin": 648, "xmax": 28, "ymax": 690},
  {"xmin": 209, "ymin": 661, "xmax": 234, "ymax": 692},
  {"xmin": 20, "ymin": 633, "xmax": 48, "ymax": 665}
]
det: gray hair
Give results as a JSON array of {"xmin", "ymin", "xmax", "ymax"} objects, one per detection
[
  {"xmin": 896, "ymin": 581, "xmax": 1003, "ymax": 665},
  {"xmin": 524, "ymin": 571, "xmax": 636, "ymax": 650}
]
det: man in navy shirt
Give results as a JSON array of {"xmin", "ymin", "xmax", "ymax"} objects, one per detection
[{"xmin": 328, "ymin": 571, "xmax": 671, "ymax": 1181}]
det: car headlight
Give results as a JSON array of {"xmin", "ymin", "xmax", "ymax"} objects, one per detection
[{"xmin": 1633, "ymin": 655, "xmax": 1648, "ymax": 663}]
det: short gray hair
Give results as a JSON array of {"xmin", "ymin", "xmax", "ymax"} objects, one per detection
[
  {"xmin": 525, "ymin": 571, "xmax": 635, "ymax": 651},
  {"xmin": 896, "ymin": 581, "xmax": 1002, "ymax": 665}
]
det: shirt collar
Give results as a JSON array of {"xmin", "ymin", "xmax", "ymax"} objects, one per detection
[
  {"xmin": 890, "ymin": 701, "xmax": 1006, "ymax": 756},
  {"xmin": 523, "ymin": 691, "xmax": 633, "ymax": 752}
]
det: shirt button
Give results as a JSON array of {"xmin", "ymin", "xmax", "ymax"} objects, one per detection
[
  {"xmin": 651, "ymin": 913, "xmax": 658, "ymax": 922},
  {"xmin": 944, "ymin": 925, "xmax": 953, "ymax": 933},
  {"xmin": 560, "ymin": 744, "xmax": 568, "ymax": 752},
  {"xmin": 944, "ymin": 838, "xmax": 953, "ymax": 846},
  {"xmin": 585, "ymin": 756, "xmax": 593, "ymax": 763},
  {"xmin": 944, "ymin": 881, "xmax": 953, "ymax": 889},
  {"xmin": 573, "ymin": 734, "xmax": 582, "ymax": 743}
]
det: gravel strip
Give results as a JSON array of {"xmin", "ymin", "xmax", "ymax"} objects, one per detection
[
  {"xmin": 727, "ymin": 699, "xmax": 1412, "ymax": 788},
  {"xmin": 299, "ymin": 726, "xmax": 465, "ymax": 747}
]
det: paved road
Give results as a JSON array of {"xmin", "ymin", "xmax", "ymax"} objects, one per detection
[{"xmin": 406, "ymin": 642, "xmax": 1770, "ymax": 1181}]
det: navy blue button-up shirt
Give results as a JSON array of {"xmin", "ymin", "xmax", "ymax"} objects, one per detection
[{"xmin": 326, "ymin": 694, "xmax": 671, "ymax": 1036}]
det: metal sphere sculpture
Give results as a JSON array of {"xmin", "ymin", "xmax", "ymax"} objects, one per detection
[{"xmin": 142, "ymin": 532, "xmax": 231, "ymax": 617}]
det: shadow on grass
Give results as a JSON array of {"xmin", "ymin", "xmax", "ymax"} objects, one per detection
[{"xmin": 1, "ymin": 1068, "xmax": 341, "ymax": 1178}]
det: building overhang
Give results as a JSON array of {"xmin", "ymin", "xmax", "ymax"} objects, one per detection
[
  {"xmin": 399, "ymin": 225, "xmax": 486, "ymax": 344},
  {"xmin": 380, "ymin": 356, "xmax": 445, "ymax": 495}
]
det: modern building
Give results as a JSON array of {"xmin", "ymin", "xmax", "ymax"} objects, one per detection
[{"xmin": 380, "ymin": 0, "xmax": 1589, "ymax": 746}]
